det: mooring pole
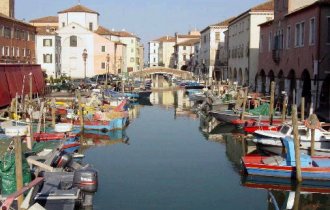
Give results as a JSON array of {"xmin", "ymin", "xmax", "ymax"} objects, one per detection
[
  {"xmin": 281, "ymin": 95, "xmax": 287, "ymax": 123},
  {"xmin": 14, "ymin": 136, "xmax": 24, "ymax": 208},
  {"xmin": 292, "ymin": 105, "xmax": 302, "ymax": 182},
  {"xmin": 240, "ymin": 87, "xmax": 248, "ymax": 121},
  {"xmin": 301, "ymin": 97, "xmax": 305, "ymax": 122},
  {"xmin": 269, "ymin": 81, "xmax": 275, "ymax": 125},
  {"xmin": 51, "ymin": 98, "xmax": 56, "ymax": 128}
]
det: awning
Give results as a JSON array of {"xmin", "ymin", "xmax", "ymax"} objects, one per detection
[{"xmin": 0, "ymin": 66, "xmax": 11, "ymax": 107}]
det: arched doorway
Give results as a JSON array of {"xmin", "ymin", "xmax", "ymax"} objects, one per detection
[
  {"xmin": 278, "ymin": 70, "xmax": 285, "ymax": 96},
  {"xmin": 260, "ymin": 69, "xmax": 266, "ymax": 94},
  {"xmin": 244, "ymin": 68, "xmax": 249, "ymax": 87},
  {"xmin": 301, "ymin": 69, "xmax": 312, "ymax": 106},
  {"xmin": 287, "ymin": 70, "xmax": 296, "ymax": 105},
  {"xmin": 268, "ymin": 70, "xmax": 275, "ymax": 93},
  {"xmin": 181, "ymin": 65, "xmax": 188, "ymax": 71},
  {"xmin": 234, "ymin": 68, "xmax": 237, "ymax": 82},
  {"xmin": 239, "ymin": 68, "xmax": 243, "ymax": 85},
  {"xmin": 320, "ymin": 75, "xmax": 330, "ymax": 108}
]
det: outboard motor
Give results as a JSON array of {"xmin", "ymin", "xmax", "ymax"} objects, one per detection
[
  {"xmin": 50, "ymin": 151, "xmax": 73, "ymax": 169},
  {"xmin": 73, "ymin": 167, "xmax": 98, "ymax": 207}
]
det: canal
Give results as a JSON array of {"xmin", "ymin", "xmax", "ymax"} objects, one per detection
[{"xmin": 83, "ymin": 90, "xmax": 330, "ymax": 210}]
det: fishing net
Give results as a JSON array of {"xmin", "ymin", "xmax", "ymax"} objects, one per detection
[
  {"xmin": 248, "ymin": 103, "xmax": 270, "ymax": 116},
  {"xmin": 0, "ymin": 149, "xmax": 31, "ymax": 195}
]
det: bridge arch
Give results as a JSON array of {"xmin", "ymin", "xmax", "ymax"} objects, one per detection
[{"xmin": 130, "ymin": 67, "xmax": 193, "ymax": 79}]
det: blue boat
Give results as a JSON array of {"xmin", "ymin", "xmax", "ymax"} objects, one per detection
[
  {"xmin": 242, "ymin": 137, "xmax": 330, "ymax": 180},
  {"xmin": 74, "ymin": 117, "xmax": 128, "ymax": 131}
]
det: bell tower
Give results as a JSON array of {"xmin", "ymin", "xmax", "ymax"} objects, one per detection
[{"xmin": 0, "ymin": 0, "xmax": 15, "ymax": 18}]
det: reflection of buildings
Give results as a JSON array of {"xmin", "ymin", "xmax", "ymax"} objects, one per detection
[
  {"xmin": 150, "ymin": 91, "xmax": 175, "ymax": 108},
  {"xmin": 79, "ymin": 129, "xmax": 129, "ymax": 153},
  {"xmin": 128, "ymin": 105, "xmax": 140, "ymax": 121}
]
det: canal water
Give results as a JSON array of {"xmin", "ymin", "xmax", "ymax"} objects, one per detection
[{"xmin": 83, "ymin": 90, "xmax": 330, "ymax": 210}]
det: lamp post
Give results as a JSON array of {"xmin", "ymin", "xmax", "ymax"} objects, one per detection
[
  {"xmin": 82, "ymin": 49, "xmax": 88, "ymax": 86},
  {"xmin": 106, "ymin": 53, "xmax": 110, "ymax": 89}
]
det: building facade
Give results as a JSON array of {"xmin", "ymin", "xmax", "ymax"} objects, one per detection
[
  {"xmin": 157, "ymin": 36, "xmax": 176, "ymax": 68},
  {"xmin": 258, "ymin": 0, "xmax": 330, "ymax": 120},
  {"xmin": 200, "ymin": 18, "xmax": 234, "ymax": 81},
  {"xmin": 0, "ymin": 0, "xmax": 15, "ymax": 18},
  {"xmin": 174, "ymin": 38, "xmax": 200, "ymax": 71},
  {"xmin": 228, "ymin": 0, "xmax": 274, "ymax": 87},
  {"xmin": 148, "ymin": 41, "xmax": 159, "ymax": 67},
  {"xmin": 0, "ymin": 14, "xmax": 36, "ymax": 64}
]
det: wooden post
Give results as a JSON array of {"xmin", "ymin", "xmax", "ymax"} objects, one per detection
[
  {"xmin": 282, "ymin": 95, "xmax": 287, "ymax": 123},
  {"xmin": 240, "ymin": 87, "xmax": 248, "ymax": 121},
  {"xmin": 311, "ymin": 128, "xmax": 315, "ymax": 156},
  {"xmin": 269, "ymin": 81, "xmax": 275, "ymax": 125},
  {"xmin": 14, "ymin": 136, "xmax": 24, "ymax": 208},
  {"xmin": 301, "ymin": 97, "xmax": 305, "ymax": 122},
  {"xmin": 51, "ymin": 98, "xmax": 56, "ymax": 128},
  {"xmin": 26, "ymin": 118, "xmax": 32, "ymax": 150},
  {"xmin": 77, "ymin": 91, "xmax": 84, "ymax": 132},
  {"xmin": 36, "ymin": 102, "xmax": 44, "ymax": 133},
  {"xmin": 10, "ymin": 98, "xmax": 15, "ymax": 119},
  {"xmin": 29, "ymin": 73, "xmax": 33, "ymax": 104},
  {"xmin": 292, "ymin": 105, "xmax": 302, "ymax": 182},
  {"xmin": 293, "ymin": 183, "xmax": 301, "ymax": 210}
]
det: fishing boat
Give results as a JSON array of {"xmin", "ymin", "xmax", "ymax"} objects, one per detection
[
  {"xmin": 242, "ymin": 136, "xmax": 330, "ymax": 180},
  {"xmin": 73, "ymin": 117, "xmax": 128, "ymax": 131},
  {"xmin": 244, "ymin": 124, "xmax": 280, "ymax": 133},
  {"xmin": 210, "ymin": 103, "xmax": 283, "ymax": 125},
  {"xmin": 124, "ymin": 90, "xmax": 152, "ymax": 99},
  {"xmin": 253, "ymin": 123, "xmax": 330, "ymax": 155}
]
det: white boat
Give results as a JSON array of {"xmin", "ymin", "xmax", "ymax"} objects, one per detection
[{"xmin": 253, "ymin": 123, "xmax": 330, "ymax": 155}]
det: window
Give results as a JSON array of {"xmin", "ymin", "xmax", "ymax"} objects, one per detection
[
  {"xmin": 43, "ymin": 39, "xmax": 52, "ymax": 47},
  {"xmin": 16, "ymin": 47, "xmax": 19, "ymax": 56},
  {"xmin": 89, "ymin": 22, "xmax": 93, "ymax": 31},
  {"xmin": 130, "ymin": 57, "xmax": 134, "ymax": 62},
  {"xmin": 4, "ymin": 27, "xmax": 11, "ymax": 38},
  {"xmin": 153, "ymin": 50, "xmax": 156, "ymax": 53},
  {"xmin": 131, "ymin": 39, "xmax": 134, "ymax": 44},
  {"xmin": 62, "ymin": 22, "xmax": 65, "ymax": 27},
  {"xmin": 43, "ymin": 54, "xmax": 52, "ymax": 63},
  {"xmin": 131, "ymin": 48, "xmax": 134, "ymax": 53},
  {"xmin": 5, "ymin": 47, "xmax": 9, "ymax": 56},
  {"xmin": 183, "ymin": 46, "xmax": 186, "ymax": 50},
  {"xmin": 268, "ymin": 31, "xmax": 272, "ymax": 52},
  {"xmin": 215, "ymin": 32, "xmax": 220, "ymax": 41},
  {"xmin": 153, "ymin": 58, "xmax": 156, "ymax": 62},
  {"xmin": 286, "ymin": 26, "xmax": 291, "ymax": 49},
  {"xmin": 0, "ymin": 26, "xmax": 3, "ymax": 37},
  {"xmin": 295, "ymin": 22, "xmax": 305, "ymax": 47},
  {"xmin": 101, "ymin": 62, "xmax": 106, "ymax": 69},
  {"xmin": 327, "ymin": 17, "xmax": 330, "ymax": 43},
  {"xmin": 183, "ymin": 54, "xmax": 187, "ymax": 61},
  {"xmin": 309, "ymin": 18, "xmax": 315, "ymax": 45},
  {"xmin": 70, "ymin": 36, "xmax": 77, "ymax": 47},
  {"xmin": 101, "ymin": 46, "xmax": 105, "ymax": 52},
  {"xmin": 15, "ymin": 29, "xmax": 19, "ymax": 39},
  {"xmin": 203, "ymin": 35, "xmax": 207, "ymax": 43}
]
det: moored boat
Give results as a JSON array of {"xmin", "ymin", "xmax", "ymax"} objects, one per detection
[{"xmin": 242, "ymin": 137, "xmax": 330, "ymax": 180}]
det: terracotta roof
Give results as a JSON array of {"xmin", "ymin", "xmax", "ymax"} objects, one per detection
[
  {"xmin": 153, "ymin": 36, "xmax": 176, "ymax": 42},
  {"xmin": 201, "ymin": 16, "xmax": 235, "ymax": 33},
  {"xmin": 177, "ymin": 38, "xmax": 200, "ymax": 46},
  {"xmin": 0, "ymin": 13, "xmax": 35, "ymax": 28},
  {"xmin": 177, "ymin": 34, "xmax": 200, "ymax": 39},
  {"xmin": 95, "ymin": 26, "xmax": 117, "ymax": 36},
  {"xmin": 229, "ymin": 0, "xmax": 274, "ymax": 24},
  {"xmin": 30, "ymin": 16, "xmax": 58, "ymax": 23},
  {"xmin": 114, "ymin": 31, "xmax": 137, "ymax": 38},
  {"xmin": 36, "ymin": 26, "xmax": 58, "ymax": 35},
  {"xmin": 251, "ymin": 0, "xmax": 274, "ymax": 11},
  {"xmin": 58, "ymin": 4, "xmax": 99, "ymax": 15},
  {"xmin": 212, "ymin": 17, "xmax": 236, "ymax": 27}
]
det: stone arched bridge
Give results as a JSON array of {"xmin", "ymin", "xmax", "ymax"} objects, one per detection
[{"xmin": 130, "ymin": 67, "xmax": 193, "ymax": 79}]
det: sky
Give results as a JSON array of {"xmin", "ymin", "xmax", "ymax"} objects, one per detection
[{"xmin": 16, "ymin": 0, "xmax": 267, "ymax": 49}]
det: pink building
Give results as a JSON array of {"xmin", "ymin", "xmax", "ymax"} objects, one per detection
[{"xmin": 258, "ymin": 0, "xmax": 330, "ymax": 120}]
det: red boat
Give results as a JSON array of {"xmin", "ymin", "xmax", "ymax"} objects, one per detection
[
  {"xmin": 244, "ymin": 125, "xmax": 280, "ymax": 133},
  {"xmin": 231, "ymin": 118, "xmax": 282, "ymax": 126},
  {"xmin": 34, "ymin": 132, "xmax": 77, "ymax": 142}
]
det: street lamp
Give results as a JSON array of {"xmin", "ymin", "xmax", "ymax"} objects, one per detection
[
  {"xmin": 105, "ymin": 53, "xmax": 110, "ymax": 89},
  {"xmin": 82, "ymin": 49, "xmax": 88, "ymax": 84}
]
